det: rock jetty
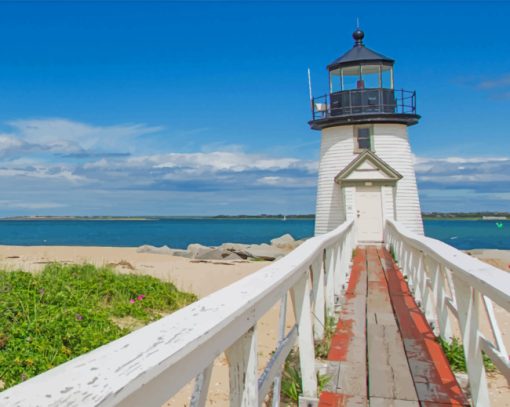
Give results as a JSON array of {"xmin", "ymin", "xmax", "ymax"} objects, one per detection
[{"xmin": 136, "ymin": 233, "xmax": 305, "ymax": 261}]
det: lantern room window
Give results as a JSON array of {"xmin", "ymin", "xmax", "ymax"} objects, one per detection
[{"xmin": 329, "ymin": 64, "xmax": 394, "ymax": 92}]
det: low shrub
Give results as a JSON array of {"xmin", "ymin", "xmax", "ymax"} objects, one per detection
[
  {"xmin": 438, "ymin": 336, "xmax": 496, "ymax": 373},
  {"xmin": 0, "ymin": 263, "xmax": 196, "ymax": 389}
]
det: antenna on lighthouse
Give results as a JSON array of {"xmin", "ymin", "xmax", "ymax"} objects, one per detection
[
  {"xmin": 356, "ymin": 17, "xmax": 360, "ymax": 28},
  {"xmin": 307, "ymin": 68, "xmax": 313, "ymax": 112}
]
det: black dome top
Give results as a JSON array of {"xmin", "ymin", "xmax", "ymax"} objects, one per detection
[
  {"xmin": 327, "ymin": 28, "xmax": 394, "ymax": 71},
  {"xmin": 352, "ymin": 28, "xmax": 364, "ymax": 44}
]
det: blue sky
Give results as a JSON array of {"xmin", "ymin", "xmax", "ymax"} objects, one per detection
[{"xmin": 0, "ymin": 1, "xmax": 509, "ymax": 216}]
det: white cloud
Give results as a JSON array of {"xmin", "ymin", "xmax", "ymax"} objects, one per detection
[
  {"xmin": 0, "ymin": 200, "xmax": 67, "ymax": 209},
  {"xmin": 0, "ymin": 167, "xmax": 89, "ymax": 183},
  {"xmin": 6, "ymin": 118, "xmax": 163, "ymax": 154},
  {"xmin": 5, "ymin": 116, "xmax": 509, "ymax": 215},
  {"xmin": 414, "ymin": 156, "xmax": 510, "ymax": 181},
  {"xmin": 414, "ymin": 154, "xmax": 510, "ymax": 211},
  {"xmin": 257, "ymin": 176, "xmax": 316, "ymax": 187},
  {"xmin": 150, "ymin": 151, "xmax": 316, "ymax": 174},
  {"xmin": 476, "ymin": 73, "xmax": 510, "ymax": 90}
]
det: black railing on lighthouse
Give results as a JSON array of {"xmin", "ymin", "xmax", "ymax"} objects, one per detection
[{"xmin": 312, "ymin": 89, "xmax": 417, "ymax": 120}]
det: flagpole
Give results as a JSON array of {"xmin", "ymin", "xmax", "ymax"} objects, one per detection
[{"xmin": 307, "ymin": 68, "xmax": 313, "ymax": 112}]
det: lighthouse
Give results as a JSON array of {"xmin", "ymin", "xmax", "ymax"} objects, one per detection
[{"xmin": 311, "ymin": 28, "xmax": 424, "ymax": 242}]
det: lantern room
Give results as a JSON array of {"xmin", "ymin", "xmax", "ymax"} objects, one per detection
[
  {"xmin": 328, "ymin": 29, "xmax": 394, "ymax": 93},
  {"xmin": 309, "ymin": 28, "xmax": 419, "ymax": 129}
]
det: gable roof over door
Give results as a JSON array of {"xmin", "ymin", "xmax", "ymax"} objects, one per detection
[{"xmin": 334, "ymin": 150, "xmax": 402, "ymax": 184}]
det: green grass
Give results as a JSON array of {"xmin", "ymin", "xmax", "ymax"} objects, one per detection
[
  {"xmin": 389, "ymin": 244, "xmax": 397, "ymax": 262},
  {"xmin": 281, "ymin": 349, "xmax": 330, "ymax": 404},
  {"xmin": 314, "ymin": 315, "xmax": 337, "ymax": 359},
  {"xmin": 0, "ymin": 263, "xmax": 196, "ymax": 389},
  {"xmin": 279, "ymin": 316, "xmax": 336, "ymax": 404},
  {"xmin": 438, "ymin": 336, "xmax": 496, "ymax": 373}
]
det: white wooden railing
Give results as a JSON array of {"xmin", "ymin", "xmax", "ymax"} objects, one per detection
[
  {"xmin": 385, "ymin": 219, "xmax": 510, "ymax": 407},
  {"xmin": 0, "ymin": 220, "xmax": 355, "ymax": 407}
]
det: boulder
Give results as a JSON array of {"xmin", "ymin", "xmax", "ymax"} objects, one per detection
[
  {"xmin": 244, "ymin": 243, "xmax": 287, "ymax": 261},
  {"xmin": 219, "ymin": 242, "xmax": 250, "ymax": 251},
  {"xmin": 187, "ymin": 243, "xmax": 212, "ymax": 259},
  {"xmin": 270, "ymin": 234, "xmax": 298, "ymax": 250},
  {"xmin": 219, "ymin": 243, "xmax": 254, "ymax": 259},
  {"xmin": 228, "ymin": 249, "xmax": 253, "ymax": 260},
  {"xmin": 195, "ymin": 248, "xmax": 241, "ymax": 261},
  {"xmin": 222, "ymin": 252, "xmax": 243, "ymax": 261},
  {"xmin": 136, "ymin": 245, "xmax": 174, "ymax": 255},
  {"xmin": 172, "ymin": 250, "xmax": 193, "ymax": 258}
]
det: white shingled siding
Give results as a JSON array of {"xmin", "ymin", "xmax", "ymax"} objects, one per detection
[
  {"xmin": 314, "ymin": 126, "xmax": 353, "ymax": 235},
  {"xmin": 314, "ymin": 123, "xmax": 423, "ymax": 236},
  {"xmin": 372, "ymin": 124, "xmax": 423, "ymax": 235}
]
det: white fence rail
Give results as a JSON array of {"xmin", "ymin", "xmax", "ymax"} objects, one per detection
[
  {"xmin": 1, "ymin": 220, "xmax": 355, "ymax": 407},
  {"xmin": 385, "ymin": 219, "xmax": 510, "ymax": 407}
]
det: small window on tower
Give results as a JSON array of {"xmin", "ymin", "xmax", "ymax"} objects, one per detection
[{"xmin": 355, "ymin": 126, "xmax": 372, "ymax": 151}]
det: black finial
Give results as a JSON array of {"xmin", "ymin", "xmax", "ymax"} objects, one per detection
[{"xmin": 353, "ymin": 28, "xmax": 364, "ymax": 46}]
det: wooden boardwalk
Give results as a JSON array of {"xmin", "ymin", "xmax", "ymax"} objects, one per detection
[{"xmin": 319, "ymin": 246, "xmax": 469, "ymax": 407}]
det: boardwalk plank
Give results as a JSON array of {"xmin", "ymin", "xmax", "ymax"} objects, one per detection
[
  {"xmin": 319, "ymin": 247, "xmax": 467, "ymax": 407},
  {"xmin": 319, "ymin": 392, "xmax": 366, "ymax": 406},
  {"xmin": 369, "ymin": 397, "xmax": 419, "ymax": 407},
  {"xmin": 377, "ymin": 248, "xmax": 469, "ymax": 406},
  {"xmin": 325, "ymin": 248, "xmax": 368, "ymax": 404},
  {"xmin": 366, "ymin": 247, "xmax": 418, "ymax": 402},
  {"xmin": 367, "ymin": 325, "xmax": 418, "ymax": 401}
]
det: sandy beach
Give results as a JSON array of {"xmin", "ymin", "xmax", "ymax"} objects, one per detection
[{"xmin": 0, "ymin": 245, "xmax": 508, "ymax": 406}]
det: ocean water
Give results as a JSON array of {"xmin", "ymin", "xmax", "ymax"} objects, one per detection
[
  {"xmin": 423, "ymin": 219, "xmax": 510, "ymax": 250},
  {"xmin": 0, "ymin": 218, "xmax": 314, "ymax": 249},
  {"xmin": 0, "ymin": 218, "xmax": 508, "ymax": 250}
]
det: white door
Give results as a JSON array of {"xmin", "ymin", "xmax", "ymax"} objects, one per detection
[{"xmin": 355, "ymin": 186, "xmax": 383, "ymax": 242}]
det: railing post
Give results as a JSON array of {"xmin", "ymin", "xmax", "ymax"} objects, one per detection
[
  {"xmin": 412, "ymin": 249, "xmax": 424, "ymax": 305},
  {"xmin": 225, "ymin": 327, "xmax": 258, "ymax": 406},
  {"xmin": 396, "ymin": 238, "xmax": 404, "ymax": 267},
  {"xmin": 482, "ymin": 295, "xmax": 508, "ymax": 356},
  {"xmin": 292, "ymin": 272, "xmax": 318, "ymax": 403},
  {"xmin": 272, "ymin": 294, "xmax": 288, "ymax": 407},
  {"xmin": 337, "ymin": 242, "xmax": 347, "ymax": 294},
  {"xmin": 311, "ymin": 256, "xmax": 325, "ymax": 341},
  {"xmin": 190, "ymin": 363, "xmax": 214, "ymax": 407},
  {"xmin": 332, "ymin": 243, "xmax": 342, "ymax": 304},
  {"xmin": 401, "ymin": 244, "xmax": 411, "ymax": 280},
  {"xmin": 432, "ymin": 263, "xmax": 453, "ymax": 341},
  {"xmin": 420, "ymin": 254, "xmax": 435, "ymax": 324},
  {"xmin": 324, "ymin": 247, "xmax": 336, "ymax": 316},
  {"xmin": 452, "ymin": 276, "xmax": 489, "ymax": 406}
]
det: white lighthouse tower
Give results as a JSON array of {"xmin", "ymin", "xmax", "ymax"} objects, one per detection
[{"xmin": 311, "ymin": 28, "xmax": 424, "ymax": 242}]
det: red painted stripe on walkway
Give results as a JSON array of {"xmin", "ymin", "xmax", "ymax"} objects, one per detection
[
  {"xmin": 378, "ymin": 248, "xmax": 469, "ymax": 406},
  {"xmin": 319, "ymin": 248, "xmax": 368, "ymax": 407},
  {"xmin": 318, "ymin": 392, "xmax": 365, "ymax": 406},
  {"xmin": 318, "ymin": 392, "xmax": 348, "ymax": 406},
  {"xmin": 328, "ymin": 248, "xmax": 367, "ymax": 362}
]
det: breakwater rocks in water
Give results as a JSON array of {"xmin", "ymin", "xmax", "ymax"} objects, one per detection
[{"xmin": 136, "ymin": 234, "xmax": 305, "ymax": 261}]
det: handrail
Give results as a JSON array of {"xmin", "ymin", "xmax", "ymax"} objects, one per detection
[
  {"xmin": 385, "ymin": 219, "xmax": 510, "ymax": 407},
  {"xmin": 1, "ymin": 220, "xmax": 355, "ymax": 406},
  {"xmin": 311, "ymin": 88, "xmax": 417, "ymax": 120}
]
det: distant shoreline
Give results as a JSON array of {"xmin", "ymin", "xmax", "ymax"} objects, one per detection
[
  {"xmin": 1, "ymin": 213, "xmax": 508, "ymax": 221},
  {"xmin": 0, "ymin": 215, "xmax": 316, "ymax": 221}
]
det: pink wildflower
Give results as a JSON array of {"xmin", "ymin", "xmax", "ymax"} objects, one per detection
[
  {"xmin": 137, "ymin": 295, "xmax": 145, "ymax": 301},
  {"xmin": 129, "ymin": 298, "xmax": 136, "ymax": 304}
]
